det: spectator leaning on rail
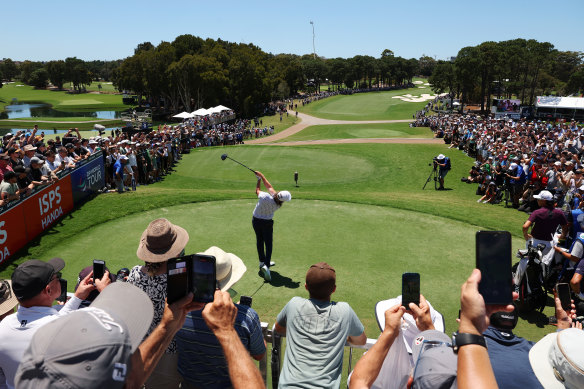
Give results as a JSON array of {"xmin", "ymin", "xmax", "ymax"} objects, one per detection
[
  {"xmin": 0, "ymin": 258, "xmax": 101, "ymax": 389},
  {"xmin": 176, "ymin": 246, "xmax": 266, "ymax": 388},
  {"xmin": 275, "ymin": 262, "xmax": 366, "ymax": 388}
]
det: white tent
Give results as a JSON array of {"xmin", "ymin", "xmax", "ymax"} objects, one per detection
[
  {"xmin": 207, "ymin": 106, "xmax": 225, "ymax": 114},
  {"xmin": 172, "ymin": 111, "xmax": 193, "ymax": 119},
  {"xmin": 214, "ymin": 105, "xmax": 231, "ymax": 111},
  {"xmin": 536, "ymin": 96, "xmax": 584, "ymax": 109},
  {"xmin": 192, "ymin": 108, "xmax": 210, "ymax": 117}
]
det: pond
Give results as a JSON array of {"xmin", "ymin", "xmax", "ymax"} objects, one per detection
[{"xmin": 2, "ymin": 102, "xmax": 124, "ymax": 120}]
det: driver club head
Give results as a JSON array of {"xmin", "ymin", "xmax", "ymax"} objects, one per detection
[{"xmin": 221, "ymin": 154, "xmax": 228, "ymax": 161}]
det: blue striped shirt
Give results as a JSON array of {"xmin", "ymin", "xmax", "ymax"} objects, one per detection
[{"xmin": 176, "ymin": 304, "xmax": 266, "ymax": 388}]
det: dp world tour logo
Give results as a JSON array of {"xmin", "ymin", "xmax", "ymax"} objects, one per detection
[{"xmin": 77, "ymin": 165, "xmax": 103, "ymax": 192}]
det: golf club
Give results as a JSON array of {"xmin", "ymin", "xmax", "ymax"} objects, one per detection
[{"xmin": 221, "ymin": 153, "xmax": 256, "ymax": 174}]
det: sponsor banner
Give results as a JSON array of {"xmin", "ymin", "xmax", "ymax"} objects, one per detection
[
  {"xmin": 0, "ymin": 205, "xmax": 27, "ymax": 265},
  {"xmin": 22, "ymin": 175, "xmax": 74, "ymax": 241},
  {"xmin": 70, "ymin": 152, "xmax": 105, "ymax": 205}
]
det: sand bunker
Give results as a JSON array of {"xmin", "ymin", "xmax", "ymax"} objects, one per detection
[
  {"xmin": 413, "ymin": 80, "xmax": 424, "ymax": 85},
  {"xmin": 391, "ymin": 93, "xmax": 436, "ymax": 103}
]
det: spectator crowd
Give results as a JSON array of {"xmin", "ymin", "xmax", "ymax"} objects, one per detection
[
  {"xmin": 1, "ymin": 216, "xmax": 583, "ymax": 388},
  {"xmin": 416, "ymin": 113, "xmax": 584, "ymax": 213}
]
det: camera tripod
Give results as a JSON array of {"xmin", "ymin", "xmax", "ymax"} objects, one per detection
[{"xmin": 423, "ymin": 163, "xmax": 438, "ymax": 190}]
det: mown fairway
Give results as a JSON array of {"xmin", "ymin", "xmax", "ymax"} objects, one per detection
[
  {"xmin": 276, "ymin": 122, "xmax": 433, "ymax": 142},
  {"xmin": 0, "ymin": 89, "xmax": 556, "ymax": 387},
  {"xmin": 297, "ymin": 82, "xmax": 434, "ymax": 121}
]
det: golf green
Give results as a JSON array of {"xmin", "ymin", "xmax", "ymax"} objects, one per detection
[{"xmin": 38, "ymin": 199, "xmax": 525, "ymax": 337}]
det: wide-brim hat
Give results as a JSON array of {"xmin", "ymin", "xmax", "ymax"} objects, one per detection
[
  {"xmin": 529, "ymin": 328, "xmax": 584, "ymax": 389},
  {"xmin": 199, "ymin": 246, "xmax": 246, "ymax": 292},
  {"xmin": 137, "ymin": 218, "xmax": 189, "ymax": 263},
  {"xmin": 0, "ymin": 279, "xmax": 18, "ymax": 316}
]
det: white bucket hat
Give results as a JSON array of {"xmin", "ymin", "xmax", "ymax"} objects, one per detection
[
  {"xmin": 529, "ymin": 328, "xmax": 584, "ymax": 388},
  {"xmin": 199, "ymin": 246, "xmax": 246, "ymax": 292}
]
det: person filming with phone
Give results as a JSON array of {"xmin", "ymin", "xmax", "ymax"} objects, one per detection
[{"xmin": 175, "ymin": 246, "xmax": 266, "ymax": 389}]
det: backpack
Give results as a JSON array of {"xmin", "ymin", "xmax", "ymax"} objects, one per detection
[
  {"xmin": 512, "ymin": 258, "xmax": 547, "ymax": 313},
  {"xmin": 444, "ymin": 157, "xmax": 451, "ymax": 170}
]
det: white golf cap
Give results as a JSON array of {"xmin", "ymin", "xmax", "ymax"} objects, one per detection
[
  {"xmin": 533, "ymin": 190, "xmax": 553, "ymax": 201},
  {"xmin": 529, "ymin": 328, "xmax": 584, "ymax": 389},
  {"xmin": 277, "ymin": 191, "xmax": 292, "ymax": 202}
]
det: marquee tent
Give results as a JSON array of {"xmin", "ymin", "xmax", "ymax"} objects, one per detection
[{"xmin": 172, "ymin": 111, "xmax": 193, "ymax": 119}]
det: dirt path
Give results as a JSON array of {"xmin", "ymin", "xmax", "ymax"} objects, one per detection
[{"xmin": 245, "ymin": 111, "xmax": 439, "ymax": 145}]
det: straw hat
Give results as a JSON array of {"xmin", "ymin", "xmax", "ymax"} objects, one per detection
[
  {"xmin": 137, "ymin": 219, "xmax": 189, "ymax": 263},
  {"xmin": 0, "ymin": 280, "xmax": 18, "ymax": 316},
  {"xmin": 199, "ymin": 246, "xmax": 246, "ymax": 292}
]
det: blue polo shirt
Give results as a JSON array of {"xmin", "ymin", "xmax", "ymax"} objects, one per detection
[{"xmin": 176, "ymin": 304, "xmax": 265, "ymax": 388}]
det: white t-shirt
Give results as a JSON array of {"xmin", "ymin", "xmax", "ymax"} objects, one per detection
[
  {"xmin": 0, "ymin": 297, "xmax": 82, "ymax": 389},
  {"xmin": 252, "ymin": 191, "xmax": 280, "ymax": 220}
]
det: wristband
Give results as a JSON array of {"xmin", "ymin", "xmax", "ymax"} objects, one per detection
[{"xmin": 452, "ymin": 331, "xmax": 487, "ymax": 353}]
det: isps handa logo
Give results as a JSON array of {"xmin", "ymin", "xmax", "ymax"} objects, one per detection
[
  {"xmin": 0, "ymin": 221, "xmax": 10, "ymax": 262},
  {"xmin": 38, "ymin": 186, "xmax": 63, "ymax": 229}
]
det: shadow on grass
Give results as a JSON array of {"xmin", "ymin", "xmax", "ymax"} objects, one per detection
[
  {"xmin": 518, "ymin": 309, "xmax": 549, "ymax": 328},
  {"xmin": 257, "ymin": 270, "xmax": 300, "ymax": 289}
]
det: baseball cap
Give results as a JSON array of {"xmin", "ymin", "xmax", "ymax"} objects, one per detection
[
  {"xmin": 0, "ymin": 279, "xmax": 18, "ymax": 316},
  {"xmin": 534, "ymin": 190, "xmax": 553, "ymax": 201},
  {"xmin": 30, "ymin": 156, "xmax": 43, "ymax": 165},
  {"xmin": 277, "ymin": 191, "xmax": 292, "ymax": 202},
  {"xmin": 120, "ymin": 155, "xmax": 129, "ymax": 161},
  {"xmin": 15, "ymin": 282, "xmax": 154, "ymax": 389},
  {"xmin": 11, "ymin": 258, "xmax": 65, "ymax": 301},
  {"xmin": 305, "ymin": 262, "xmax": 336, "ymax": 299},
  {"xmin": 411, "ymin": 330, "xmax": 457, "ymax": 389},
  {"xmin": 529, "ymin": 328, "xmax": 584, "ymax": 389}
]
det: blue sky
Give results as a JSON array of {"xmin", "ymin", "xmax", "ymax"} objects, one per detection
[{"xmin": 4, "ymin": 0, "xmax": 583, "ymax": 61}]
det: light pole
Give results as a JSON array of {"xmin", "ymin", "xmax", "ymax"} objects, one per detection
[{"xmin": 310, "ymin": 21, "xmax": 316, "ymax": 59}]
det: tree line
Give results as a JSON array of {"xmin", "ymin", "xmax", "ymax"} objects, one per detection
[
  {"xmin": 111, "ymin": 35, "xmax": 434, "ymax": 117},
  {"xmin": 1, "ymin": 34, "xmax": 436, "ymax": 117},
  {"xmin": 429, "ymin": 39, "xmax": 584, "ymax": 111},
  {"xmin": 0, "ymin": 57, "xmax": 121, "ymax": 92}
]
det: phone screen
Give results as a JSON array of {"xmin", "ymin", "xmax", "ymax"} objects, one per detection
[
  {"xmin": 167, "ymin": 258, "xmax": 189, "ymax": 305},
  {"xmin": 57, "ymin": 279, "xmax": 67, "ymax": 303},
  {"xmin": 93, "ymin": 260, "xmax": 105, "ymax": 281},
  {"xmin": 476, "ymin": 231, "xmax": 512, "ymax": 305},
  {"xmin": 402, "ymin": 273, "xmax": 420, "ymax": 307},
  {"xmin": 557, "ymin": 283, "xmax": 572, "ymax": 311},
  {"xmin": 192, "ymin": 255, "xmax": 216, "ymax": 303}
]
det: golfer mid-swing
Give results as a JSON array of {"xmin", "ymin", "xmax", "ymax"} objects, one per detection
[{"xmin": 253, "ymin": 171, "xmax": 291, "ymax": 282}]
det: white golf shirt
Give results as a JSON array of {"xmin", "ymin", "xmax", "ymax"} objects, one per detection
[
  {"xmin": 0, "ymin": 297, "xmax": 82, "ymax": 389},
  {"xmin": 253, "ymin": 191, "xmax": 280, "ymax": 220}
]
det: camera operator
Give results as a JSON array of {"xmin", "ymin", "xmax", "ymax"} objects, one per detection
[
  {"xmin": 505, "ymin": 162, "xmax": 527, "ymax": 208},
  {"xmin": 434, "ymin": 153, "xmax": 451, "ymax": 190}
]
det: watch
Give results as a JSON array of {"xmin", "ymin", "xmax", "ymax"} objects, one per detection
[{"xmin": 452, "ymin": 331, "xmax": 487, "ymax": 353}]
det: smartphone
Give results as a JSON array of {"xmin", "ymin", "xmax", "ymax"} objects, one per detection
[
  {"xmin": 57, "ymin": 279, "xmax": 67, "ymax": 303},
  {"xmin": 240, "ymin": 295, "xmax": 253, "ymax": 307},
  {"xmin": 402, "ymin": 273, "xmax": 420, "ymax": 307},
  {"xmin": 167, "ymin": 254, "xmax": 217, "ymax": 304},
  {"xmin": 93, "ymin": 260, "xmax": 105, "ymax": 281},
  {"xmin": 476, "ymin": 231, "xmax": 512, "ymax": 305},
  {"xmin": 557, "ymin": 283, "xmax": 572, "ymax": 311},
  {"xmin": 192, "ymin": 254, "xmax": 216, "ymax": 303},
  {"xmin": 167, "ymin": 256, "xmax": 190, "ymax": 305}
]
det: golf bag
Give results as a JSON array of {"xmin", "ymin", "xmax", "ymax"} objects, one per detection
[{"xmin": 513, "ymin": 243, "xmax": 548, "ymax": 313}]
